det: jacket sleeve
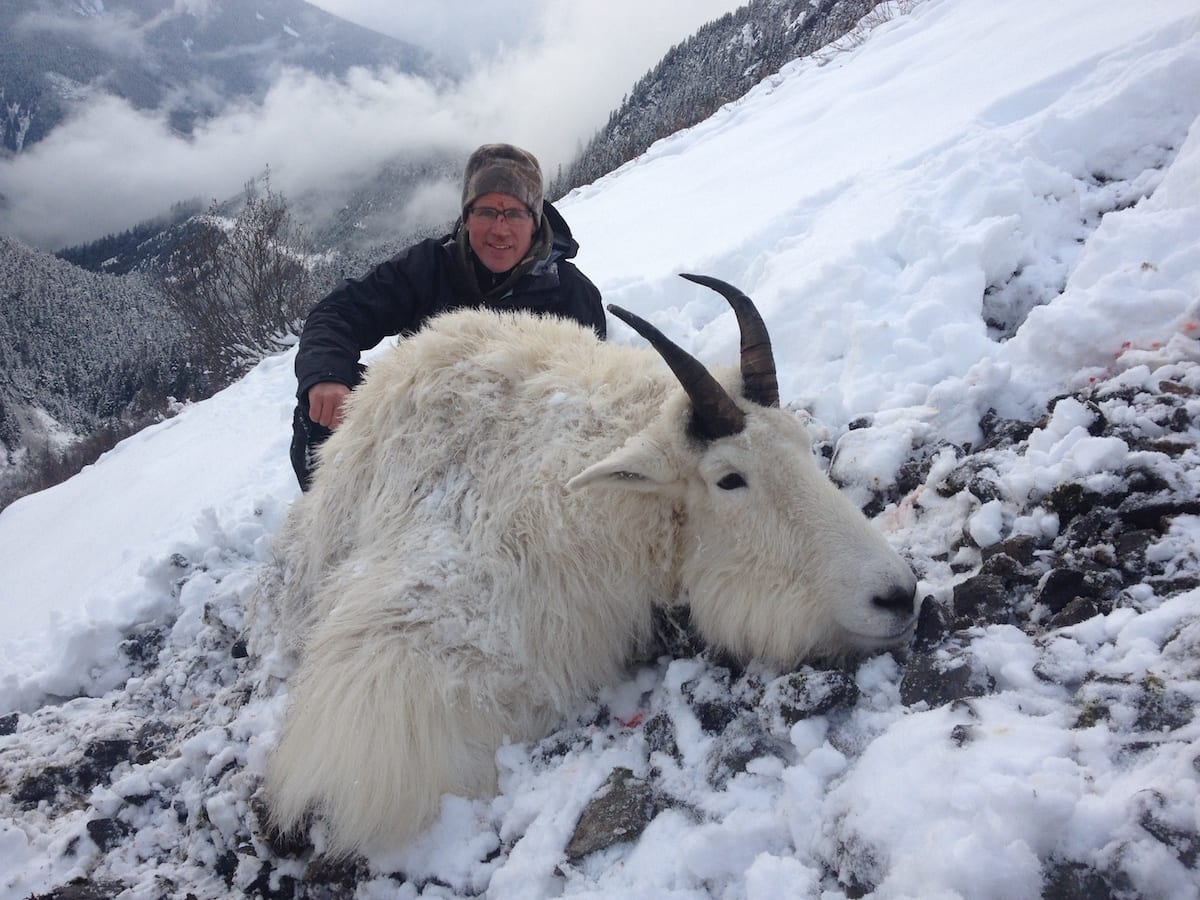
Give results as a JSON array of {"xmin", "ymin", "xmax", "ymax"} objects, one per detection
[
  {"xmin": 564, "ymin": 263, "xmax": 607, "ymax": 340},
  {"xmin": 294, "ymin": 242, "xmax": 439, "ymax": 398}
]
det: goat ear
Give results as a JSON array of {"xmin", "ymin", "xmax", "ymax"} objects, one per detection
[{"xmin": 566, "ymin": 437, "xmax": 680, "ymax": 493}]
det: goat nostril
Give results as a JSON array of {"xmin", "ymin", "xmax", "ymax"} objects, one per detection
[{"xmin": 873, "ymin": 585, "xmax": 915, "ymax": 615}]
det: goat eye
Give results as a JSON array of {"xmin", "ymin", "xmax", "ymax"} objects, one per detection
[{"xmin": 716, "ymin": 473, "xmax": 747, "ymax": 491}]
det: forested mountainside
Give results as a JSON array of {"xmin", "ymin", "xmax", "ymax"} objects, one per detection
[
  {"xmin": 0, "ymin": 235, "xmax": 209, "ymax": 507},
  {"xmin": 552, "ymin": 0, "xmax": 885, "ymax": 195},
  {"xmin": 56, "ymin": 201, "xmax": 205, "ymax": 277},
  {"xmin": 0, "ymin": 0, "xmax": 434, "ymax": 155}
]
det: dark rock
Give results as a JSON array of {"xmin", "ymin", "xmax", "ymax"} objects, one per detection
[
  {"xmin": 707, "ymin": 718, "xmax": 791, "ymax": 788},
  {"xmin": 976, "ymin": 408, "xmax": 1035, "ymax": 451},
  {"xmin": 643, "ymin": 712, "xmax": 679, "ymax": 760},
  {"xmin": 134, "ymin": 721, "xmax": 175, "ymax": 765},
  {"xmin": 1037, "ymin": 568, "xmax": 1096, "ymax": 613},
  {"xmin": 119, "ymin": 625, "xmax": 165, "ymax": 668},
  {"xmin": 1058, "ymin": 510, "xmax": 1109, "ymax": 550},
  {"xmin": 981, "ymin": 534, "xmax": 1037, "ymax": 567},
  {"xmin": 15, "ymin": 766, "xmax": 71, "ymax": 806},
  {"xmin": 566, "ymin": 767, "xmax": 658, "ymax": 861},
  {"xmin": 1117, "ymin": 495, "xmax": 1200, "ymax": 530},
  {"xmin": 78, "ymin": 739, "xmax": 134, "ymax": 789},
  {"xmin": 262, "ymin": 825, "xmax": 313, "ymax": 861},
  {"xmin": 215, "ymin": 849, "xmax": 240, "ymax": 886},
  {"xmin": 682, "ymin": 669, "xmax": 738, "ymax": 734},
  {"xmin": 1115, "ymin": 529, "xmax": 1156, "ymax": 572},
  {"xmin": 839, "ymin": 869, "xmax": 877, "ymax": 900},
  {"xmin": 1124, "ymin": 467, "xmax": 1171, "ymax": 495},
  {"xmin": 1146, "ymin": 437, "xmax": 1194, "ymax": 456},
  {"xmin": 254, "ymin": 794, "xmax": 313, "ymax": 859},
  {"xmin": 912, "ymin": 597, "xmax": 948, "ymax": 650},
  {"xmin": 1140, "ymin": 813, "xmax": 1200, "ymax": 869},
  {"xmin": 651, "ymin": 604, "xmax": 705, "ymax": 659},
  {"xmin": 86, "ymin": 817, "xmax": 132, "ymax": 853},
  {"xmin": 979, "ymin": 554, "xmax": 1017, "ymax": 580},
  {"xmin": 248, "ymin": 860, "xmax": 297, "ymax": 900},
  {"xmin": 952, "ymin": 574, "xmax": 1011, "ymax": 625},
  {"xmin": 1045, "ymin": 482, "xmax": 1103, "ymax": 525},
  {"xmin": 1158, "ymin": 379, "xmax": 1195, "ymax": 397},
  {"xmin": 1038, "ymin": 566, "xmax": 1122, "ymax": 615},
  {"xmin": 304, "ymin": 854, "xmax": 368, "ymax": 890},
  {"xmin": 1042, "ymin": 861, "xmax": 1126, "ymax": 900},
  {"xmin": 949, "ymin": 723, "xmax": 976, "ymax": 747},
  {"xmin": 28, "ymin": 877, "xmax": 129, "ymax": 900},
  {"xmin": 1083, "ymin": 400, "xmax": 1108, "ymax": 435},
  {"xmin": 1048, "ymin": 597, "xmax": 1102, "ymax": 630},
  {"xmin": 936, "ymin": 458, "xmax": 1000, "ymax": 499},
  {"xmin": 1135, "ymin": 678, "xmax": 1194, "ymax": 733},
  {"xmin": 692, "ymin": 697, "xmax": 737, "ymax": 734},
  {"xmin": 895, "ymin": 455, "xmax": 934, "ymax": 496},
  {"xmin": 85, "ymin": 739, "xmax": 133, "ymax": 768},
  {"xmin": 900, "ymin": 653, "xmax": 994, "ymax": 708},
  {"xmin": 762, "ymin": 669, "xmax": 860, "ymax": 726},
  {"xmin": 978, "ymin": 552, "xmax": 1032, "ymax": 587},
  {"xmin": 1136, "ymin": 791, "xmax": 1200, "ymax": 868},
  {"xmin": 1148, "ymin": 574, "xmax": 1200, "ymax": 596},
  {"xmin": 966, "ymin": 474, "xmax": 1002, "ymax": 503},
  {"xmin": 0, "ymin": 712, "xmax": 17, "ymax": 736},
  {"xmin": 861, "ymin": 493, "xmax": 888, "ymax": 520},
  {"xmin": 1073, "ymin": 701, "xmax": 1110, "ymax": 729}
]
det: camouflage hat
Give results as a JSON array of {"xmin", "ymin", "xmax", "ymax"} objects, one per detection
[{"xmin": 461, "ymin": 143, "xmax": 544, "ymax": 225}]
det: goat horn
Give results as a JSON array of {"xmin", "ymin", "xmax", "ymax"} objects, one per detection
[
  {"xmin": 680, "ymin": 273, "xmax": 780, "ymax": 408},
  {"xmin": 607, "ymin": 304, "xmax": 746, "ymax": 441}
]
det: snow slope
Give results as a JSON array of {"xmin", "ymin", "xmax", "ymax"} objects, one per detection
[{"xmin": 1, "ymin": 0, "xmax": 1199, "ymax": 897}]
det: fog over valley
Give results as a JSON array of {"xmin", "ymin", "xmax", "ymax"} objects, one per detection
[{"xmin": 0, "ymin": 0, "xmax": 743, "ymax": 250}]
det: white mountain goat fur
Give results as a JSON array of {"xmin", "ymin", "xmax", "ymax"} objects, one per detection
[{"xmin": 263, "ymin": 274, "xmax": 917, "ymax": 857}]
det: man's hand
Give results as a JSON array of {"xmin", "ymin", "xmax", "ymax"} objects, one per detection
[{"xmin": 308, "ymin": 382, "xmax": 352, "ymax": 429}]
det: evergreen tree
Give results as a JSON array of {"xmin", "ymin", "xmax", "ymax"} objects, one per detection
[{"xmin": 549, "ymin": 0, "xmax": 887, "ymax": 198}]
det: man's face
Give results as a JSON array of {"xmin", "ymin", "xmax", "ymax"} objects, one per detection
[{"xmin": 465, "ymin": 192, "xmax": 537, "ymax": 273}]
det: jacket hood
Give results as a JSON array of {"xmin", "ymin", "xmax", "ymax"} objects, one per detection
[{"xmin": 541, "ymin": 200, "xmax": 580, "ymax": 261}]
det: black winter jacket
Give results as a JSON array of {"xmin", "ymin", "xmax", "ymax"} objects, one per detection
[{"xmin": 295, "ymin": 201, "xmax": 605, "ymax": 399}]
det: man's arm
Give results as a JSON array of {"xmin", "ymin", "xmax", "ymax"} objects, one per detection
[{"xmin": 295, "ymin": 240, "xmax": 443, "ymax": 400}]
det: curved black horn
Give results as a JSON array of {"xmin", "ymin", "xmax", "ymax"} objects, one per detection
[
  {"xmin": 680, "ymin": 273, "xmax": 780, "ymax": 408},
  {"xmin": 607, "ymin": 304, "xmax": 745, "ymax": 441}
]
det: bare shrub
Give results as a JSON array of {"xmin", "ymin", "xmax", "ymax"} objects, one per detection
[
  {"xmin": 161, "ymin": 177, "xmax": 319, "ymax": 379},
  {"xmin": 815, "ymin": 0, "xmax": 919, "ymax": 59}
]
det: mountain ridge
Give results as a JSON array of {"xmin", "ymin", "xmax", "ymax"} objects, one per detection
[{"xmin": 0, "ymin": 0, "xmax": 437, "ymax": 154}]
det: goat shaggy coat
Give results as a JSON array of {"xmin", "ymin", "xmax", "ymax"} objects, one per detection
[{"xmin": 263, "ymin": 286, "xmax": 917, "ymax": 857}]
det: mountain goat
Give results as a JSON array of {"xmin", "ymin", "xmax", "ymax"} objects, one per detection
[{"xmin": 263, "ymin": 274, "xmax": 917, "ymax": 857}]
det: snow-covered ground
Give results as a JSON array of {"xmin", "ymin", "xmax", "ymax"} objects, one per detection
[{"xmin": 2, "ymin": 0, "xmax": 1199, "ymax": 896}]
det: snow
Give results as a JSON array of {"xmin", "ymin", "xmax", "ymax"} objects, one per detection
[{"xmin": 2, "ymin": 0, "xmax": 1200, "ymax": 896}]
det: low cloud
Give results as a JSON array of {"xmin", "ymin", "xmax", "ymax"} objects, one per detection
[{"xmin": 0, "ymin": 0, "xmax": 741, "ymax": 250}]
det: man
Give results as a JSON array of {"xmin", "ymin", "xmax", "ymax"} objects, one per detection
[{"xmin": 290, "ymin": 143, "xmax": 606, "ymax": 490}]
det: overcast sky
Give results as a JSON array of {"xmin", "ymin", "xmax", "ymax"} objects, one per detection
[{"xmin": 0, "ymin": 0, "xmax": 743, "ymax": 250}]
